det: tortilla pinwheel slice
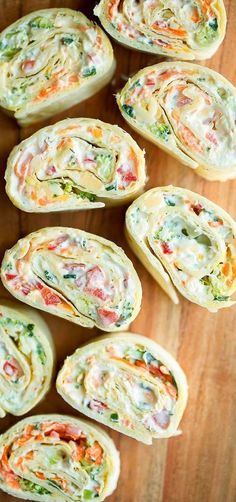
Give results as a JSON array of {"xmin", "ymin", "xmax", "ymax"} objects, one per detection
[
  {"xmin": 0, "ymin": 301, "xmax": 54, "ymax": 418},
  {"xmin": 1, "ymin": 227, "xmax": 142, "ymax": 331},
  {"xmin": 5, "ymin": 118, "xmax": 146, "ymax": 212},
  {"xmin": 117, "ymin": 62, "xmax": 236, "ymax": 181},
  {"xmin": 126, "ymin": 186, "xmax": 236, "ymax": 311},
  {"xmin": 0, "ymin": 9, "xmax": 115, "ymax": 126},
  {"xmin": 94, "ymin": 0, "xmax": 226, "ymax": 60},
  {"xmin": 57, "ymin": 332, "xmax": 188, "ymax": 444},
  {"xmin": 0, "ymin": 414, "xmax": 120, "ymax": 501}
]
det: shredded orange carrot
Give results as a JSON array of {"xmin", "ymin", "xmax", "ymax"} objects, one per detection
[
  {"xmin": 88, "ymin": 126, "xmax": 103, "ymax": 139},
  {"xmin": 35, "ymin": 471, "xmax": 46, "ymax": 480}
]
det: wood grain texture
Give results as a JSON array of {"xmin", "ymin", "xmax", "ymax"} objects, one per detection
[{"xmin": 0, "ymin": 1, "xmax": 236, "ymax": 501}]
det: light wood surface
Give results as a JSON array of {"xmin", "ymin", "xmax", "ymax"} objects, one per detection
[{"xmin": 0, "ymin": 1, "xmax": 236, "ymax": 501}]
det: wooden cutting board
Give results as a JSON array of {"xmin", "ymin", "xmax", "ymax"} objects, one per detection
[{"xmin": 0, "ymin": 1, "xmax": 235, "ymax": 501}]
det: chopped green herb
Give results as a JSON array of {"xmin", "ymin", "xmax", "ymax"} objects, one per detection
[
  {"xmin": 26, "ymin": 323, "xmax": 34, "ymax": 337},
  {"xmin": 182, "ymin": 229, "xmax": 189, "ymax": 236},
  {"xmin": 63, "ymin": 273, "xmax": 76, "ymax": 279},
  {"xmin": 20, "ymin": 479, "xmax": 50, "ymax": 495},
  {"xmin": 75, "ymin": 189, "xmax": 96, "ymax": 202},
  {"xmin": 44, "ymin": 270, "xmax": 56, "ymax": 282},
  {"xmin": 119, "ymin": 301, "xmax": 134, "ymax": 322},
  {"xmin": 49, "ymin": 454, "xmax": 61, "ymax": 465},
  {"xmin": 214, "ymin": 295, "xmax": 229, "ymax": 301},
  {"xmin": 130, "ymin": 79, "xmax": 141, "ymax": 90},
  {"xmin": 61, "ymin": 36, "xmax": 74, "ymax": 45},
  {"xmin": 122, "ymin": 104, "xmax": 135, "ymax": 118},
  {"xmin": 29, "ymin": 16, "xmax": 53, "ymax": 29},
  {"xmin": 110, "ymin": 413, "xmax": 119, "ymax": 422},
  {"xmin": 96, "ymin": 153, "xmax": 113, "ymax": 181},
  {"xmin": 209, "ymin": 18, "xmax": 218, "ymax": 31},
  {"xmin": 83, "ymin": 67, "xmax": 96, "ymax": 77},
  {"xmin": 105, "ymin": 183, "xmax": 117, "ymax": 191},
  {"xmin": 149, "ymin": 123, "xmax": 171, "ymax": 141},
  {"xmin": 165, "ymin": 198, "xmax": 176, "ymax": 207},
  {"xmin": 37, "ymin": 345, "xmax": 46, "ymax": 365}
]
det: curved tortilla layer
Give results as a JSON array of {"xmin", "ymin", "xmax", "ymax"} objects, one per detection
[
  {"xmin": 95, "ymin": 0, "xmax": 226, "ymax": 60},
  {"xmin": 117, "ymin": 62, "xmax": 236, "ymax": 181},
  {"xmin": 0, "ymin": 8, "xmax": 115, "ymax": 126},
  {"xmin": 5, "ymin": 118, "xmax": 146, "ymax": 212},
  {"xmin": 1, "ymin": 227, "xmax": 142, "ymax": 331},
  {"xmin": 0, "ymin": 300, "xmax": 54, "ymax": 418},
  {"xmin": 0, "ymin": 414, "xmax": 120, "ymax": 501},
  {"xmin": 57, "ymin": 332, "xmax": 188, "ymax": 444},
  {"xmin": 125, "ymin": 186, "xmax": 236, "ymax": 311}
]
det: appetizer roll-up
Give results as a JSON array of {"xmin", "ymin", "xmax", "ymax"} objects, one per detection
[
  {"xmin": 126, "ymin": 186, "xmax": 236, "ymax": 311},
  {"xmin": 117, "ymin": 62, "xmax": 236, "ymax": 181},
  {"xmin": 57, "ymin": 333, "xmax": 188, "ymax": 444},
  {"xmin": 0, "ymin": 414, "xmax": 120, "ymax": 501},
  {"xmin": 5, "ymin": 118, "xmax": 146, "ymax": 212},
  {"xmin": 94, "ymin": 0, "xmax": 226, "ymax": 60},
  {"xmin": 1, "ymin": 227, "xmax": 142, "ymax": 331},
  {"xmin": 0, "ymin": 301, "xmax": 54, "ymax": 418},
  {"xmin": 0, "ymin": 9, "xmax": 115, "ymax": 126}
]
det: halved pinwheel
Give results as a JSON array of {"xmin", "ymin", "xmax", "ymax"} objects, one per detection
[
  {"xmin": 0, "ymin": 414, "xmax": 120, "ymax": 501},
  {"xmin": 117, "ymin": 62, "xmax": 236, "ymax": 181},
  {"xmin": 0, "ymin": 8, "xmax": 115, "ymax": 126},
  {"xmin": 0, "ymin": 301, "xmax": 54, "ymax": 418},
  {"xmin": 125, "ymin": 186, "xmax": 236, "ymax": 311},
  {"xmin": 1, "ymin": 227, "xmax": 142, "ymax": 331},
  {"xmin": 57, "ymin": 332, "xmax": 188, "ymax": 444},
  {"xmin": 95, "ymin": 0, "xmax": 226, "ymax": 60},
  {"xmin": 5, "ymin": 118, "xmax": 146, "ymax": 212}
]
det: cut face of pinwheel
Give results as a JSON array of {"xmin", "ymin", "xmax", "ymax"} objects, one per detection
[
  {"xmin": 0, "ymin": 9, "xmax": 115, "ymax": 126},
  {"xmin": 0, "ymin": 414, "xmax": 120, "ymax": 501},
  {"xmin": 1, "ymin": 227, "xmax": 142, "ymax": 331},
  {"xmin": 5, "ymin": 118, "xmax": 146, "ymax": 212},
  {"xmin": 57, "ymin": 333, "xmax": 188, "ymax": 444},
  {"xmin": 125, "ymin": 186, "xmax": 236, "ymax": 311},
  {"xmin": 117, "ymin": 62, "xmax": 236, "ymax": 181},
  {"xmin": 94, "ymin": 0, "xmax": 226, "ymax": 60},
  {"xmin": 0, "ymin": 301, "xmax": 54, "ymax": 418}
]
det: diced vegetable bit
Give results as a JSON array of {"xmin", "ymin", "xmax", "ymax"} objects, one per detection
[
  {"xmin": 200, "ymin": 275, "xmax": 229, "ymax": 301},
  {"xmin": 217, "ymin": 87, "xmax": 228, "ymax": 100},
  {"xmin": 0, "ymin": 46, "xmax": 20, "ymax": 59},
  {"xmin": 61, "ymin": 182, "xmax": 97, "ymax": 202},
  {"xmin": 209, "ymin": 18, "xmax": 218, "ymax": 31},
  {"xmin": 96, "ymin": 153, "xmax": 113, "ymax": 180},
  {"xmin": 82, "ymin": 67, "xmax": 97, "ymax": 77},
  {"xmin": 44, "ymin": 270, "xmax": 56, "ymax": 282},
  {"xmin": 143, "ymin": 352, "xmax": 156, "ymax": 365},
  {"xmin": 130, "ymin": 79, "xmax": 141, "ymax": 89},
  {"xmin": 20, "ymin": 479, "xmax": 50, "ymax": 495},
  {"xmin": 63, "ymin": 273, "xmax": 77, "ymax": 279},
  {"xmin": 83, "ymin": 489, "xmax": 94, "ymax": 500},
  {"xmin": 119, "ymin": 301, "xmax": 134, "ymax": 322},
  {"xmin": 126, "ymin": 347, "xmax": 145, "ymax": 360},
  {"xmin": 149, "ymin": 123, "xmax": 171, "ymax": 141},
  {"xmin": 164, "ymin": 197, "xmax": 176, "ymax": 206},
  {"xmin": 110, "ymin": 413, "xmax": 119, "ymax": 422},
  {"xmin": 214, "ymin": 295, "xmax": 229, "ymax": 301},
  {"xmin": 61, "ymin": 36, "xmax": 75, "ymax": 45},
  {"xmin": 122, "ymin": 104, "xmax": 135, "ymax": 118},
  {"xmin": 49, "ymin": 454, "xmax": 61, "ymax": 465},
  {"xmin": 105, "ymin": 182, "xmax": 117, "ymax": 191},
  {"xmin": 195, "ymin": 21, "xmax": 218, "ymax": 45},
  {"xmin": 25, "ymin": 323, "xmax": 34, "ymax": 337},
  {"xmin": 36, "ymin": 344, "xmax": 46, "ymax": 365},
  {"xmin": 29, "ymin": 16, "xmax": 54, "ymax": 29},
  {"xmin": 76, "ymin": 189, "xmax": 96, "ymax": 202}
]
